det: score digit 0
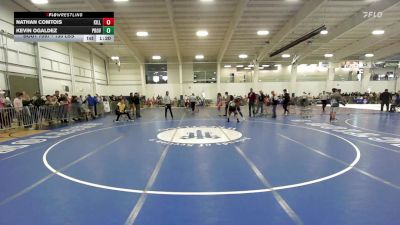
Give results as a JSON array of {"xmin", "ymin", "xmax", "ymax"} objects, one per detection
[
  {"xmin": 102, "ymin": 18, "xmax": 114, "ymax": 26},
  {"xmin": 103, "ymin": 26, "xmax": 114, "ymax": 34}
]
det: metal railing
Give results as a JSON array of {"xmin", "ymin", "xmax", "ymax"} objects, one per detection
[{"xmin": 0, "ymin": 102, "xmax": 109, "ymax": 131}]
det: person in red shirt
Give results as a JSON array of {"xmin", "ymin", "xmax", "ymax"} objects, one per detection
[{"xmin": 248, "ymin": 88, "xmax": 256, "ymax": 117}]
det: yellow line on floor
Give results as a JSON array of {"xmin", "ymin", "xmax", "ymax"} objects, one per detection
[{"xmin": 0, "ymin": 129, "xmax": 48, "ymax": 143}]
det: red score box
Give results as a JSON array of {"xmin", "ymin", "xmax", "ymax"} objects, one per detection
[{"xmin": 102, "ymin": 18, "xmax": 114, "ymax": 26}]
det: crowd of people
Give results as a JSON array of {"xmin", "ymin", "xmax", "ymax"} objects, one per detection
[
  {"xmin": 1, "ymin": 87, "xmax": 399, "ymax": 129},
  {"xmin": 215, "ymin": 89, "xmax": 295, "ymax": 122},
  {"xmin": 0, "ymin": 90, "xmax": 111, "ymax": 129},
  {"xmin": 213, "ymin": 88, "xmax": 400, "ymax": 123}
]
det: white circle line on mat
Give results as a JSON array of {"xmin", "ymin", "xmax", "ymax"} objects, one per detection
[{"xmin": 42, "ymin": 120, "xmax": 361, "ymax": 196}]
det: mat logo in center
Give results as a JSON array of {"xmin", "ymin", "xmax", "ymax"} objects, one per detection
[
  {"xmin": 151, "ymin": 126, "xmax": 250, "ymax": 147},
  {"xmin": 181, "ymin": 129, "xmax": 221, "ymax": 140}
]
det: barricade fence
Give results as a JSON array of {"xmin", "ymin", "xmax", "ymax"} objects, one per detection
[
  {"xmin": 2, "ymin": 100, "xmax": 395, "ymax": 131},
  {"xmin": 0, "ymin": 102, "xmax": 109, "ymax": 131}
]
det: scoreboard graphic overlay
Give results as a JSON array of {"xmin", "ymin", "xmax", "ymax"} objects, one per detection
[{"xmin": 14, "ymin": 12, "xmax": 114, "ymax": 43}]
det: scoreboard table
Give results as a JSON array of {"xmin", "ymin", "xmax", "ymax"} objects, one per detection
[{"xmin": 14, "ymin": 12, "xmax": 114, "ymax": 42}]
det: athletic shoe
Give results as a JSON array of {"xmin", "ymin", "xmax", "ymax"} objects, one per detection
[{"xmin": 227, "ymin": 118, "xmax": 230, "ymax": 122}]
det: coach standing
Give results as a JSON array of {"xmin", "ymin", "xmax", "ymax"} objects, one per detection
[
  {"xmin": 133, "ymin": 92, "xmax": 141, "ymax": 118},
  {"xmin": 380, "ymin": 89, "xmax": 391, "ymax": 112}
]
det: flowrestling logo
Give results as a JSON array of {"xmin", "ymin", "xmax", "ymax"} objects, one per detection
[{"xmin": 150, "ymin": 126, "xmax": 250, "ymax": 147}]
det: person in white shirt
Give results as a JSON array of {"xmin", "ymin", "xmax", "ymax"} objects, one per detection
[
  {"xmin": 271, "ymin": 91, "xmax": 278, "ymax": 118},
  {"xmin": 13, "ymin": 92, "xmax": 30, "ymax": 127},
  {"xmin": 189, "ymin": 93, "xmax": 197, "ymax": 112},
  {"xmin": 13, "ymin": 92, "xmax": 23, "ymax": 111},
  {"xmin": 163, "ymin": 91, "xmax": 173, "ymax": 119},
  {"xmin": 320, "ymin": 91, "xmax": 329, "ymax": 112}
]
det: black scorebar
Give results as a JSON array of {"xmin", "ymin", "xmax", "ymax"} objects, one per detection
[{"xmin": 14, "ymin": 12, "xmax": 114, "ymax": 42}]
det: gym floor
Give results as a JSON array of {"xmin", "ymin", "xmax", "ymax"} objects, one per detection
[{"xmin": 0, "ymin": 107, "xmax": 399, "ymax": 225}]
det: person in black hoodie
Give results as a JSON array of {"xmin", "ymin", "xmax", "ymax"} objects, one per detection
[
  {"xmin": 271, "ymin": 91, "xmax": 278, "ymax": 118},
  {"xmin": 128, "ymin": 92, "xmax": 135, "ymax": 116},
  {"xmin": 380, "ymin": 89, "xmax": 391, "ymax": 112},
  {"xmin": 133, "ymin": 92, "xmax": 141, "ymax": 118},
  {"xmin": 282, "ymin": 89, "xmax": 290, "ymax": 115}
]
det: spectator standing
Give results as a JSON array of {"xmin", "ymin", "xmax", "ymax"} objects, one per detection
[
  {"xmin": 13, "ymin": 92, "xmax": 31, "ymax": 127},
  {"xmin": 85, "ymin": 94, "xmax": 97, "ymax": 119},
  {"xmin": 248, "ymin": 88, "xmax": 256, "ymax": 117},
  {"xmin": 282, "ymin": 89, "xmax": 290, "ymax": 115},
  {"xmin": 256, "ymin": 91, "xmax": 265, "ymax": 115},
  {"xmin": 32, "ymin": 92, "xmax": 45, "ymax": 124},
  {"xmin": 65, "ymin": 93, "xmax": 72, "ymax": 104},
  {"xmin": 379, "ymin": 89, "xmax": 391, "ymax": 112},
  {"xmin": 13, "ymin": 92, "xmax": 23, "ymax": 109},
  {"xmin": 32, "ymin": 92, "xmax": 44, "ymax": 107},
  {"xmin": 54, "ymin": 90, "xmax": 60, "ymax": 101},
  {"xmin": 0, "ymin": 90, "xmax": 11, "ymax": 129},
  {"xmin": 128, "ymin": 92, "xmax": 135, "ymax": 115},
  {"xmin": 271, "ymin": 91, "xmax": 278, "ymax": 118},
  {"xmin": 21, "ymin": 91, "xmax": 31, "ymax": 107},
  {"xmin": 0, "ymin": 90, "xmax": 5, "ymax": 109},
  {"xmin": 58, "ymin": 94, "xmax": 69, "ymax": 123}
]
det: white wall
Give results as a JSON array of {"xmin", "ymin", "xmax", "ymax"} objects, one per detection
[
  {"xmin": 0, "ymin": 2, "xmax": 37, "ymax": 91},
  {"xmin": 186, "ymin": 83, "xmax": 217, "ymax": 99},
  {"xmin": 106, "ymin": 62, "xmax": 399, "ymax": 100},
  {"xmin": 38, "ymin": 42, "xmax": 107, "ymax": 96},
  {"xmin": 40, "ymin": 42, "xmax": 71, "ymax": 94},
  {"xmin": 0, "ymin": 3, "xmax": 108, "ymax": 96},
  {"xmin": 367, "ymin": 81, "xmax": 396, "ymax": 92},
  {"xmin": 107, "ymin": 62, "xmax": 142, "ymax": 96}
]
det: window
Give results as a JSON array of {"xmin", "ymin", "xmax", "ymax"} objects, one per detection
[
  {"xmin": 334, "ymin": 68, "xmax": 361, "ymax": 81},
  {"xmin": 370, "ymin": 68, "xmax": 396, "ymax": 81},
  {"xmin": 258, "ymin": 65, "xmax": 288, "ymax": 82},
  {"xmin": 146, "ymin": 64, "xmax": 168, "ymax": 84},
  {"xmin": 221, "ymin": 64, "xmax": 254, "ymax": 83},
  {"xmin": 296, "ymin": 64, "xmax": 328, "ymax": 81},
  {"xmin": 193, "ymin": 63, "xmax": 217, "ymax": 83}
]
